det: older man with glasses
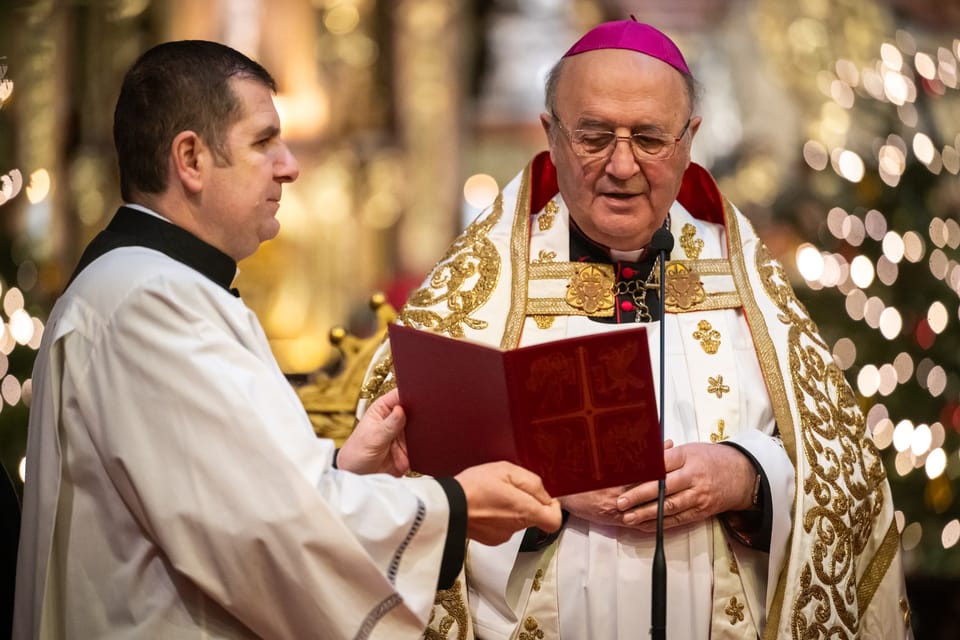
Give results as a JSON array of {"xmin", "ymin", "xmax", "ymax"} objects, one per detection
[{"xmin": 361, "ymin": 19, "xmax": 912, "ymax": 640}]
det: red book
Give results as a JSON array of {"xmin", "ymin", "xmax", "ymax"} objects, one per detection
[{"xmin": 388, "ymin": 323, "xmax": 666, "ymax": 496}]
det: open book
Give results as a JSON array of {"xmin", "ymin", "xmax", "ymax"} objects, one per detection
[{"xmin": 388, "ymin": 323, "xmax": 665, "ymax": 496}]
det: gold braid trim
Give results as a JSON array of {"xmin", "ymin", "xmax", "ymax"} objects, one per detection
[
  {"xmin": 725, "ymin": 203, "xmax": 795, "ymax": 640},
  {"xmin": 856, "ymin": 521, "xmax": 900, "ymax": 617},
  {"xmin": 503, "ymin": 163, "xmax": 533, "ymax": 349},
  {"xmin": 399, "ymin": 193, "xmax": 505, "ymax": 337}
]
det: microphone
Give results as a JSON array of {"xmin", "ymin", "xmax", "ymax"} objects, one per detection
[{"xmin": 649, "ymin": 226, "xmax": 673, "ymax": 640}]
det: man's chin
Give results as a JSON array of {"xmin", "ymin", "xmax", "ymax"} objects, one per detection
[{"xmin": 260, "ymin": 220, "xmax": 282, "ymax": 242}]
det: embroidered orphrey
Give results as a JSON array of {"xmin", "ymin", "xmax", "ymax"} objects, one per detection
[{"xmin": 755, "ymin": 244, "xmax": 887, "ymax": 639}]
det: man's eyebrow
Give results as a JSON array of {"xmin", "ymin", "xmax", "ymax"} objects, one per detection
[
  {"xmin": 574, "ymin": 117, "xmax": 670, "ymax": 134},
  {"xmin": 575, "ymin": 116, "xmax": 613, "ymax": 129},
  {"xmin": 254, "ymin": 124, "xmax": 281, "ymax": 140}
]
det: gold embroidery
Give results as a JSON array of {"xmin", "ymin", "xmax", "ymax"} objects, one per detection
[
  {"xmin": 532, "ymin": 568, "xmax": 544, "ymax": 592},
  {"xmin": 693, "ymin": 319, "xmax": 721, "ymax": 354},
  {"xmin": 753, "ymin": 242, "xmax": 888, "ymax": 639},
  {"xmin": 359, "ymin": 352, "xmax": 395, "ymax": 400},
  {"xmin": 538, "ymin": 199, "xmax": 558, "ymax": 231},
  {"xmin": 680, "ymin": 222, "xmax": 704, "ymax": 259},
  {"xmin": 425, "ymin": 579, "xmax": 469, "ymax": 640},
  {"xmin": 664, "ymin": 262, "xmax": 706, "ymax": 310},
  {"xmin": 565, "ymin": 264, "xmax": 615, "ymax": 314},
  {"xmin": 900, "ymin": 596, "xmax": 911, "ymax": 627},
  {"xmin": 710, "ymin": 419, "xmax": 727, "ymax": 442},
  {"xmin": 532, "ymin": 315, "xmax": 555, "ymax": 329},
  {"xmin": 729, "ymin": 556, "xmax": 739, "ymax": 574},
  {"xmin": 534, "ymin": 249, "xmax": 557, "ymax": 263},
  {"xmin": 519, "ymin": 616, "xmax": 545, "ymax": 640},
  {"xmin": 400, "ymin": 193, "xmax": 504, "ymax": 338},
  {"xmin": 707, "ymin": 375, "xmax": 730, "ymax": 399},
  {"xmin": 725, "ymin": 596, "xmax": 746, "ymax": 625}
]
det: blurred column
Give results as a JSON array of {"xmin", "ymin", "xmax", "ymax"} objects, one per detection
[{"xmin": 392, "ymin": 0, "xmax": 464, "ymax": 275}]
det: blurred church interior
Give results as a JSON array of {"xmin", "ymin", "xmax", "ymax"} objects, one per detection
[{"xmin": 1, "ymin": 1, "xmax": 959, "ymax": 636}]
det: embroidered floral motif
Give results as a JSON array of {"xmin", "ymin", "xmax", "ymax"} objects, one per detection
[
  {"xmin": 693, "ymin": 319, "xmax": 721, "ymax": 354},
  {"xmin": 533, "ymin": 315, "xmax": 555, "ymax": 329},
  {"xmin": 532, "ymin": 568, "xmax": 544, "ymax": 592},
  {"xmin": 424, "ymin": 580, "xmax": 469, "ymax": 640},
  {"xmin": 710, "ymin": 419, "xmax": 727, "ymax": 442},
  {"xmin": 519, "ymin": 616, "xmax": 545, "ymax": 640},
  {"xmin": 538, "ymin": 199, "xmax": 559, "ymax": 231},
  {"xmin": 400, "ymin": 193, "xmax": 504, "ymax": 337},
  {"xmin": 725, "ymin": 596, "xmax": 746, "ymax": 625},
  {"xmin": 707, "ymin": 375, "xmax": 730, "ymax": 399},
  {"xmin": 664, "ymin": 263, "xmax": 706, "ymax": 310},
  {"xmin": 680, "ymin": 223, "xmax": 704, "ymax": 259},
  {"xmin": 565, "ymin": 264, "xmax": 615, "ymax": 314},
  {"xmin": 534, "ymin": 249, "xmax": 557, "ymax": 263}
]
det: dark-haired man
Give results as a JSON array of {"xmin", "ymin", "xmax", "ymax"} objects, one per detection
[{"xmin": 14, "ymin": 40, "xmax": 561, "ymax": 639}]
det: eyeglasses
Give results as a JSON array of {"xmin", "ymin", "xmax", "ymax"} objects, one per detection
[{"xmin": 550, "ymin": 112, "xmax": 692, "ymax": 162}]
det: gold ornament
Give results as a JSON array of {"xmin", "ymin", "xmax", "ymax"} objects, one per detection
[
  {"xmin": 565, "ymin": 264, "xmax": 615, "ymax": 314},
  {"xmin": 680, "ymin": 223, "xmax": 704, "ymax": 259},
  {"xmin": 724, "ymin": 596, "xmax": 745, "ymax": 625},
  {"xmin": 707, "ymin": 375, "xmax": 730, "ymax": 399},
  {"xmin": 664, "ymin": 263, "xmax": 706, "ymax": 310},
  {"xmin": 710, "ymin": 419, "xmax": 728, "ymax": 442},
  {"xmin": 692, "ymin": 319, "xmax": 721, "ymax": 354},
  {"xmin": 538, "ymin": 200, "xmax": 559, "ymax": 231}
]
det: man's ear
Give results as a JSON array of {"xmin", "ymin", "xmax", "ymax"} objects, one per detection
[
  {"xmin": 171, "ymin": 130, "xmax": 205, "ymax": 194},
  {"xmin": 687, "ymin": 115, "xmax": 703, "ymax": 141},
  {"xmin": 540, "ymin": 112, "xmax": 558, "ymax": 164}
]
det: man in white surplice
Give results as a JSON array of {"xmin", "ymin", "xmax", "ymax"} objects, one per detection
[
  {"xmin": 361, "ymin": 20, "xmax": 912, "ymax": 640},
  {"xmin": 13, "ymin": 40, "xmax": 563, "ymax": 640}
]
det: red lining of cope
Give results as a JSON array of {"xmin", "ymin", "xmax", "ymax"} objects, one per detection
[{"xmin": 528, "ymin": 151, "xmax": 726, "ymax": 228}]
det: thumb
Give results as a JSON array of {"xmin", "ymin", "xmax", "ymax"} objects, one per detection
[{"xmin": 380, "ymin": 405, "xmax": 405, "ymax": 437}]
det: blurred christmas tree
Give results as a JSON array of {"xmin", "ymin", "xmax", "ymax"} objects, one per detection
[
  {"xmin": 0, "ymin": 56, "xmax": 45, "ymax": 494},
  {"xmin": 771, "ymin": 30, "xmax": 960, "ymax": 577}
]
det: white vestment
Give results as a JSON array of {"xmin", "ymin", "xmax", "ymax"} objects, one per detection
[
  {"xmin": 360, "ymin": 155, "xmax": 912, "ymax": 640},
  {"xmin": 15, "ymin": 207, "xmax": 458, "ymax": 639}
]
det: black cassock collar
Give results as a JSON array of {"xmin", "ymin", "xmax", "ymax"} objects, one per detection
[{"xmin": 67, "ymin": 206, "xmax": 239, "ymax": 297}]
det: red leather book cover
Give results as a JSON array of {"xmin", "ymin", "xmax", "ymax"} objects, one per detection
[{"xmin": 388, "ymin": 323, "xmax": 665, "ymax": 496}]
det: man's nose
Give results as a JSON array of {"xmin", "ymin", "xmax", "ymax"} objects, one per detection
[
  {"xmin": 277, "ymin": 145, "xmax": 300, "ymax": 183},
  {"xmin": 605, "ymin": 136, "xmax": 639, "ymax": 178}
]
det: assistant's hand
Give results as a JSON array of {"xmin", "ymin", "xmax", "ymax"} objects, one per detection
[
  {"xmin": 455, "ymin": 461, "xmax": 562, "ymax": 546},
  {"xmin": 336, "ymin": 388, "xmax": 409, "ymax": 476},
  {"xmin": 615, "ymin": 441, "xmax": 757, "ymax": 532}
]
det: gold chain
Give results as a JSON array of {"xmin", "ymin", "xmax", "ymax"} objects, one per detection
[{"xmin": 612, "ymin": 257, "xmax": 662, "ymax": 322}]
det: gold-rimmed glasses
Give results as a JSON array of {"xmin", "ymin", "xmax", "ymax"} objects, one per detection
[{"xmin": 550, "ymin": 112, "xmax": 692, "ymax": 162}]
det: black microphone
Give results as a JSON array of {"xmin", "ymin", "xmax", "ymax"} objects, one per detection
[{"xmin": 649, "ymin": 226, "xmax": 673, "ymax": 640}]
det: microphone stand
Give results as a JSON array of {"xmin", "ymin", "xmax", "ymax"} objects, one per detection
[{"xmin": 649, "ymin": 228, "xmax": 673, "ymax": 640}]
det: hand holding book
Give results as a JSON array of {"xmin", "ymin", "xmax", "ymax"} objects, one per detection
[{"xmin": 389, "ymin": 323, "xmax": 666, "ymax": 496}]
